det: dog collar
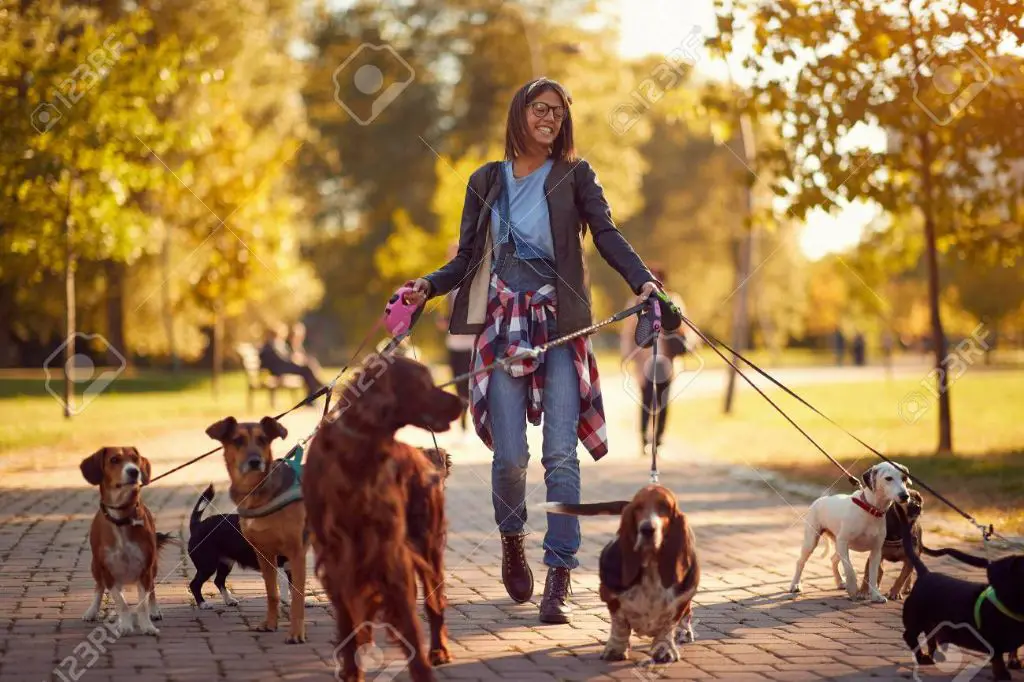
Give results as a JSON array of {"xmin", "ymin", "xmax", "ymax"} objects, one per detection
[
  {"xmin": 101, "ymin": 502, "xmax": 143, "ymax": 527},
  {"xmin": 852, "ymin": 495, "xmax": 885, "ymax": 518},
  {"xmin": 974, "ymin": 586, "xmax": 1024, "ymax": 630}
]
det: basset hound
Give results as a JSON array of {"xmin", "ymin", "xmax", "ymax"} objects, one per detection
[
  {"xmin": 80, "ymin": 447, "xmax": 176, "ymax": 636},
  {"xmin": 547, "ymin": 484, "xmax": 700, "ymax": 663}
]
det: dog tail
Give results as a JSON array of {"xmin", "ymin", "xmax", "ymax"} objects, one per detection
[
  {"xmin": 156, "ymin": 532, "xmax": 181, "ymax": 549},
  {"xmin": 543, "ymin": 501, "xmax": 629, "ymax": 516},
  {"xmin": 920, "ymin": 543, "xmax": 989, "ymax": 568},
  {"xmin": 896, "ymin": 504, "xmax": 928, "ymax": 576},
  {"xmin": 190, "ymin": 484, "xmax": 215, "ymax": 533}
]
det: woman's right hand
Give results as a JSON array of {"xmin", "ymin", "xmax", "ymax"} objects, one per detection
[{"xmin": 406, "ymin": 278, "xmax": 432, "ymax": 306}]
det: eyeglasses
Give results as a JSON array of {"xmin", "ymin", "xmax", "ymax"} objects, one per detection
[{"xmin": 528, "ymin": 101, "xmax": 567, "ymax": 121}]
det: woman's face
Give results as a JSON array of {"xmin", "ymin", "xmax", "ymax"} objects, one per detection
[{"xmin": 525, "ymin": 89, "xmax": 566, "ymax": 152}]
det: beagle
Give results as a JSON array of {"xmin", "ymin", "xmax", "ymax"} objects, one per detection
[
  {"xmin": 790, "ymin": 461, "xmax": 911, "ymax": 603},
  {"xmin": 547, "ymin": 484, "xmax": 700, "ymax": 664},
  {"xmin": 80, "ymin": 447, "xmax": 176, "ymax": 636},
  {"xmin": 205, "ymin": 415, "xmax": 310, "ymax": 644}
]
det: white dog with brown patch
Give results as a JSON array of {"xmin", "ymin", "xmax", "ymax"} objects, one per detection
[{"xmin": 789, "ymin": 461, "xmax": 910, "ymax": 603}]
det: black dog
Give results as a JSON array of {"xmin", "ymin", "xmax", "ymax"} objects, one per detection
[
  {"xmin": 898, "ymin": 507, "xmax": 1024, "ymax": 680},
  {"xmin": 861, "ymin": 489, "xmax": 924, "ymax": 599},
  {"xmin": 187, "ymin": 484, "xmax": 291, "ymax": 609}
]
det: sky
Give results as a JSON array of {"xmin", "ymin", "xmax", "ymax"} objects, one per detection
[{"xmin": 610, "ymin": 0, "xmax": 877, "ymax": 261}]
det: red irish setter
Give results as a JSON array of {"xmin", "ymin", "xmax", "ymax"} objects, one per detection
[{"xmin": 303, "ymin": 354, "xmax": 464, "ymax": 682}]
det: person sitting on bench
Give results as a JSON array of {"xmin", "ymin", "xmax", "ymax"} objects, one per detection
[{"xmin": 258, "ymin": 324, "xmax": 323, "ymax": 396}]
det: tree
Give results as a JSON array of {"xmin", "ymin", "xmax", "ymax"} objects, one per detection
[
  {"xmin": 715, "ymin": 0, "xmax": 1024, "ymax": 452},
  {"xmin": 0, "ymin": 3, "xmax": 187, "ymax": 415}
]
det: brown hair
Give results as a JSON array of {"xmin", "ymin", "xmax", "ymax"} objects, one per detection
[{"xmin": 503, "ymin": 77, "xmax": 576, "ymax": 163}]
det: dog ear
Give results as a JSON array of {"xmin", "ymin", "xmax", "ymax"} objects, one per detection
[
  {"xmin": 259, "ymin": 416, "xmax": 288, "ymax": 441},
  {"xmin": 618, "ymin": 501, "xmax": 642, "ymax": 588},
  {"xmin": 861, "ymin": 467, "xmax": 875, "ymax": 491},
  {"xmin": 134, "ymin": 449, "xmax": 151, "ymax": 485},
  {"xmin": 205, "ymin": 417, "xmax": 238, "ymax": 442},
  {"xmin": 80, "ymin": 448, "xmax": 106, "ymax": 486},
  {"xmin": 658, "ymin": 508, "xmax": 693, "ymax": 589},
  {"xmin": 987, "ymin": 556, "xmax": 1024, "ymax": 613}
]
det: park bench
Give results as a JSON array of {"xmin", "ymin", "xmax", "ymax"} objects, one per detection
[{"xmin": 234, "ymin": 343, "xmax": 305, "ymax": 412}]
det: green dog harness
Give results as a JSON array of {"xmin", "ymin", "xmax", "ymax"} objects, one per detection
[{"xmin": 974, "ymin": 585, "xmax": 1024, "ymax": 630}]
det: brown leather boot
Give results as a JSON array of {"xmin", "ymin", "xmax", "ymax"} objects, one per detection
[
  {"xmin": 538, "ymin": 567, "xmax": 572, "ymax": 624},
  {"xmin": 500, "ymin": 532, "xmax": 534, "ymax": 603}
]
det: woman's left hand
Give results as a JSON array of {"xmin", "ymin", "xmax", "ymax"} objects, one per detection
[{"xmin": 638, "ymin": 281, "xmax": 661, "ymax": 302}]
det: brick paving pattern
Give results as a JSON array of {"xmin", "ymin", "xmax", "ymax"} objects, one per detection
[{"xmin": 0, "ymin": 377, "xmax": 998, "ymax": 681}]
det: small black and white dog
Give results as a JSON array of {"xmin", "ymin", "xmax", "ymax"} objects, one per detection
[{"xmin": 187, "ymin": 484, "xmax": 291, "ymax": 609}]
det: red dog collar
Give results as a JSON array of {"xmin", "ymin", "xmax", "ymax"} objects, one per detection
[{"xmin": 852, "ymin": 495, "xmax": 885, "ymax": 518}]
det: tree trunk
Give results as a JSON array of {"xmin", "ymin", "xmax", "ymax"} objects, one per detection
[
  {"xmin": 161, "ymin": 228, "xmax": 179, "ymax": 370},
  {"xmin": 723, "ymin": 113, "xmax": 757, "ymax": 414},
  {"xmin": 105, "ymin": 261, "xmax": 127, "ymax": 366},
  {"xmin": 63, "ymin": 172, "xmax": 76, "ymax": 419},
  {"xmin": 212, "ymin": 298, "xmax": 224, "ymax": 399},
  {"xmin": 919, "ymin": 131, "xmax": 952, "ymax": 453}
]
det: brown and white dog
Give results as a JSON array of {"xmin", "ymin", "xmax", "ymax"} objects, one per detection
[
  {"xmin": 80, "ymin": 447, "xmax": 176, "ymax": 636},
  {"xmin": 205, "ymin": 415, "xmax": 310, "ymax": 644},
  {"xmin": 547, "ymin": 484, "xmax": 700, "ymax": 664}
]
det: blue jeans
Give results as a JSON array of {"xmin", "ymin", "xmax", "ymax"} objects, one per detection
[{"xmin": 488, "ymin": 246, "xmax": 581, "ymax": 570}]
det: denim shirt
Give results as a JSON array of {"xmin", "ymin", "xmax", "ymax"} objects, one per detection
[{"xmin": 490, "ymin": 159, "xmax": 555, "ymax": 267}]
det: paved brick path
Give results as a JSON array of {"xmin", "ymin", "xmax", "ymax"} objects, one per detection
[{"xmin": 0, "ymin": 373, "xmax": 997, "ymax": 682}]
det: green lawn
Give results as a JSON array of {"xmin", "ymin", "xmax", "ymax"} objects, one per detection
[
  {"xmin": 0, "ymin": 369, "xmax": 320, "ymax": 458},
  {"xmin": 667, "ymin": 368, "xmax": 1024, "ymax": 535}
]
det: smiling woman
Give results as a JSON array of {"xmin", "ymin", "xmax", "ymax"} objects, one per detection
[{"xmin": 405, "ymin": 77, "xmax": 664, "ymax": 626}]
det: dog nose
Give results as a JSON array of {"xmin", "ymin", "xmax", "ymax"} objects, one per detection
[
  {"xmin": 898, "ymin": 492, "xmax": 909, "ymax": 503},
  {"xmin": 639, "ymin": 522, "xmax": 655, "ymax": 538},
  {"xmin": 244, "ymin": 455, "xmax": 263, "ymax": 472},
  {"xmin": 125, "ymin": 468, "xmax": 139, "ymax": 481}
]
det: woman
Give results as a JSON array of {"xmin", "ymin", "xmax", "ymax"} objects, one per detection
[{"xmin": 407, "ymin": 77, "xmax": 661, "ymax": 625}]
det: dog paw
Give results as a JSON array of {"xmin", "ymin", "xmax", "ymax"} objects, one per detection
[
  {"xmin": 789, "ymin": 583, "xmax": 801, "ymax": 594},
  {"xmin": 869, "ymin": 593, "xmax": 888, "ymax": 604},
  {"xmin": 676, "ymin": 626, "xmax": 696, "ymax": 644},
  {"xmin": 651, "ymin": 641, "xmax": 680, "ymax": 664},
  {"xmin": 886, "ymin": 588, "xmax": 903, "ymax": 601},
  {"xmin": 139, "ymin": 622, "xmax": 160, "ymax": 636},
  {"xmin": 82, "ymin": 608, "xmax": 99, "ymax": 622},
  {"xmin": 285, "ymin": 630, "xmax": 307, "ymax": 644},
  {"xmin": 199, "ymin": 601, "xmax": 215, "ymax": 610},
  {"xmin": 150, "ymin": 607, "xmax": 163, "ymax": 621},
  {"xmin": 429, "ymin": 647, "xmax": 452, "ymax": 666},
  {"xmin": 254, "ymin": 622, "xmax": 277, "ymax": 633},
  {"xmin": 224, "ymin": 597, "xmax": 240, "ymax": 607},
  {"xmin": 600, "ymin": 644, "xmax": 629, "ymax": 661},
  {"xmin": 113, "ymin": 618, "xmax": 135, "ymax": 638}
]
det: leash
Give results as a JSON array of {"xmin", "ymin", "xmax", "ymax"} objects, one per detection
[
  {"xmin": 146, "ymin": 317, "xmax": 386, "ymax": 486},
  {"xmin": 651, "ymin": 290, "xmax": 1014, "ymax": 545},
  {"xmin": 436, "ymin": 301, "xmax": 648, "ymax": 392},
  {"xmin": 647, "ymin": 303, "xmax": 661, "ymax": 485}
]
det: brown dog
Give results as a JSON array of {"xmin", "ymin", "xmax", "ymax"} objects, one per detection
[
  {"xmin": 80, "ymin": 447, "xmax": 176, "ymax": 636},
  {"xmin": 547, "ymin": 484, "xmax": 700, "ymax": 663},
  {"xmin": 205, "ymin": 415, "xmax": 309, "ymax": 644},
  {"xmin": 304, "ymin": 354, "xmax": 464, "ymax": 682}
]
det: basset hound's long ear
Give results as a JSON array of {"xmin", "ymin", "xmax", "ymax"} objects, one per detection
[
  {"xmin": 80, "ymin": 448, "xmax": 106, "ymax": 486},
  {"xmin": 658, "ymin": 506, "xmax": 694, "ymax": 589},
  {"xmin": 205, "ymin": 417, "xmax": 238, "ymax": 442},
  {"xmin": 618, "ymin": 500, "xmax": 642, "ymax": 588},
  {"xmin": 133, "ymin": 448, "xmax": 151, "ymax": 485}
]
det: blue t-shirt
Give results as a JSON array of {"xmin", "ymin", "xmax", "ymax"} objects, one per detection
[{"xmin": 491, "ymin": 159, "xmax": 555, "ymax": 262}]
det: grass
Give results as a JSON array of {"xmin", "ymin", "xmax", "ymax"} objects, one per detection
[
  {"xmin": 0, "ymin": 368, "xmax": 319, "ymax": 459},
  {"xmin": 666, "ymin": 368, "xmax": 1024, "ymax": 536}
]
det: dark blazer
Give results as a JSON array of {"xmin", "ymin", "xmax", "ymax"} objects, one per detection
[{"xmin": 424, "ymin": 159, "xmax": 658, "ymax": 336}]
